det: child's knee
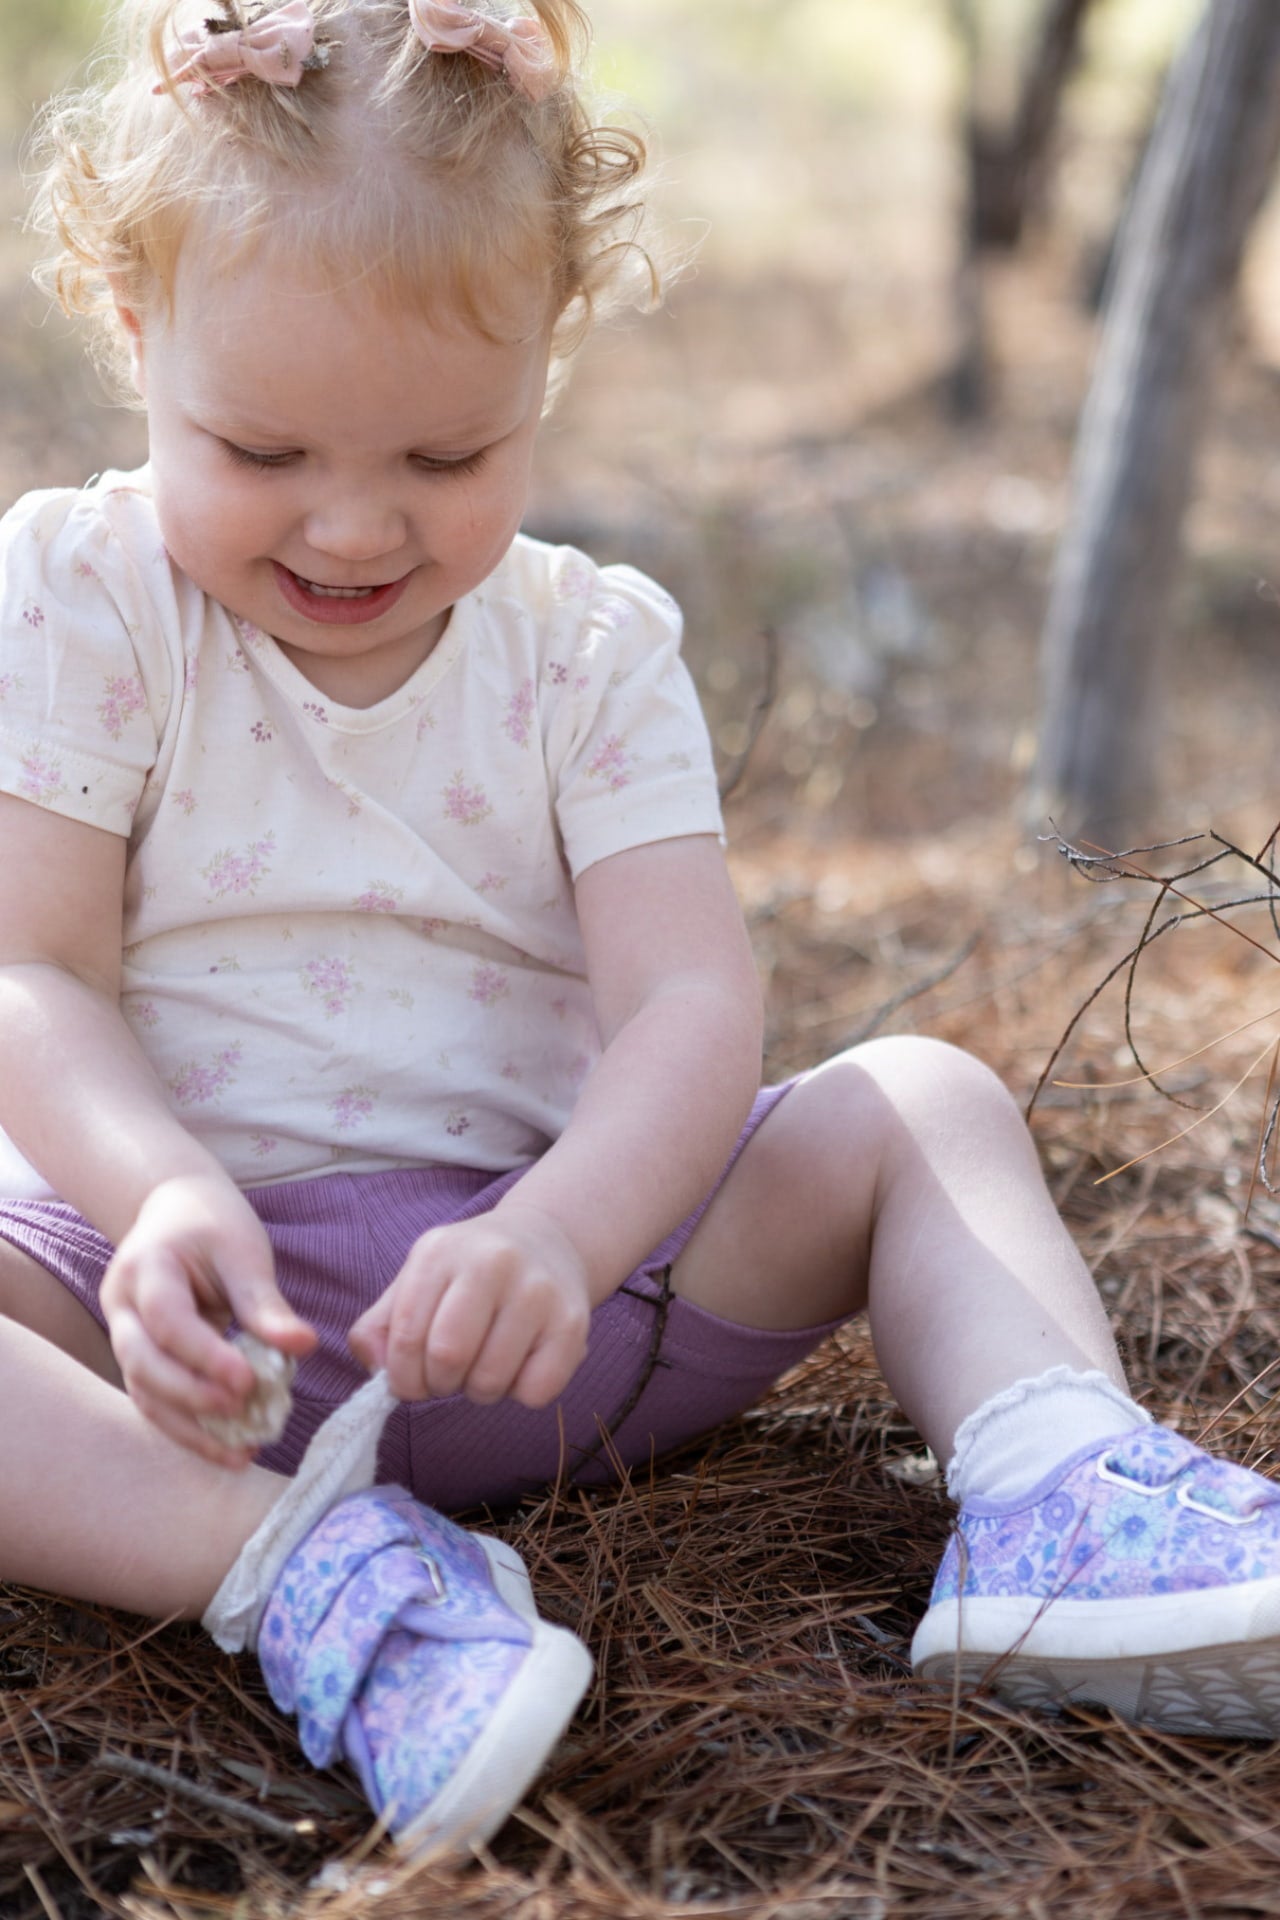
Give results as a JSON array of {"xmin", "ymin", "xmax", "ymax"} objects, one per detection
[{"xmin": 812, "ymin": 1036, "xmax": 1028, "ymax": 1153}]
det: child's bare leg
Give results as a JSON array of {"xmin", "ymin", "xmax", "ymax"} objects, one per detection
[
  {"xmin": 0, "ymin": 1313, "xmax": 284, "ymax": 1616},
  {"xmin": 669, "ymin": 1036, "xmax": 1125, "ymax": 1461},
  {"xmin": 0, "ymin": 1237, "xmax": 123, "ymax": 1385}
]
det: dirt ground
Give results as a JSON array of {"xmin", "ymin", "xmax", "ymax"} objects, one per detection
[{"xmin": 8, "ymin": 3, "xmax": 1280, "ymax": 1913}]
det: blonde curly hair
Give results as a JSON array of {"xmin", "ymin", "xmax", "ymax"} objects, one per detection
[{"xmin": 29, "ymin": 0, "xmax": 655, "ymax": 396}]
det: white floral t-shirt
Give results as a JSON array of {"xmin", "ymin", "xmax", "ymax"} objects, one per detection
[{"xmin": 0, "ymin": 469, "xmax": 723, "ymax": 1189}]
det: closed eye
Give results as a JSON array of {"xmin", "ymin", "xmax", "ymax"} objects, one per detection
[
  {"xmin": 412, "ymin": 449, "xmax": 489, "ymax": 480},
  {"xmin": 220, "ymin": 441, "xmax": 300, "ymax": 472}
]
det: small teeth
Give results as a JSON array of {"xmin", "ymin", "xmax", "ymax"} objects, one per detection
[{"xmin": 302, "ymin": 579, "xmax": 376, "ymax": 599}]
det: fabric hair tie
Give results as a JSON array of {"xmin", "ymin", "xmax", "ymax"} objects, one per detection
[
  {"xmin": 158, "ymin": 1, "xmax": 327, "ymax": 95},
  {"xmin": 408, "ymin": 0, "xmax": 557, "ymax": 103}
]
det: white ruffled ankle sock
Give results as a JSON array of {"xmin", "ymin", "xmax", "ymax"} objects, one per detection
[
  {"xmin": 945, "ymin": 1365, "xmax": 1150, "ymax": 1508},
  {"xmin": 202, "ymin": 1370, "xmax": 398, "ymax": 1654}
]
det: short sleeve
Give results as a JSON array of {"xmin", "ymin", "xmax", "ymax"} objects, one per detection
[
  {"xmin": 546, "ymin": 559, "xmax": 724, "ymax": 879},
  {"xmin": 0, "ymin": 486, "xmax": 171, "ymax": 835}
]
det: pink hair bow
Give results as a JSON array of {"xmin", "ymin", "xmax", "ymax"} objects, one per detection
[
  {"xmin": 408, "ymin": 0, "xmax": 556, "ymax": 103},
  {"xmin": 160, "ymin": 1, "xmax": 323, "ymax": 94}
]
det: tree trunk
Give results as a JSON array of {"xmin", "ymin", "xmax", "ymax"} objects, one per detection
[
  {"xmin": 969, "ymin": 0, "xmax": 1095, "ymax": 251},
  {"xmin": 949, "ymin": 0, "xmax": 1095, "ymax": 417},
  {"xmin": 1030, "ymin": 0, "xmax": 1280, "ymax": 840}
]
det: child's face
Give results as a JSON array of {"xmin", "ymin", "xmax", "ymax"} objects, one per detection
[{"xmin": 125, "ymin": 239, "xmax": 552, "ymax": 705}]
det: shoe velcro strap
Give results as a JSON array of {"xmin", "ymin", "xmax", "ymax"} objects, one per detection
[
  {"xmin": 1098, "ymin": 1429, "xmax": 1202, "ymax": 1489},
  {"xmin": 1101, "ymin": 1431, "xmax": 1279, "ymax": 1520},
  {"xmin": 258, "ymin": 1490, "xmax": 530, "ymax": 1767}
]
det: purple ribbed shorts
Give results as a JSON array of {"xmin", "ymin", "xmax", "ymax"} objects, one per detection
[{"xmin": 0, "ymin": 1083, "xmax": 850, "ymax": 1512}]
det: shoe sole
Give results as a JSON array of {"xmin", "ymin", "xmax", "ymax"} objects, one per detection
[
  {"xmin": 913, "ymin": 1586, "xmax": 1280, "ymax": 1737},
  {"xmin": 395, "ymin": 1531, "xmax": 594, "ymax": 1859}
]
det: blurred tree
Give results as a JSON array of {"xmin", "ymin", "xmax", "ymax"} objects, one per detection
[
  {"xmin": 950, "ymin": 0, "xmax": 1096, "ymax": 415},
  {"xmin": 1030, "ymin": 0, "xmax": 1280, "ymax": 840}
]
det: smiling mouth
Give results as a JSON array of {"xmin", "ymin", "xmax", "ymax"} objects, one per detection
[
  {"xmin": 303, "ymin": 579, "xmax": 379, "ymax": 599},
  {"xmin": 273, "ymin": 561, "xmax": 414, "ymax": 626}
]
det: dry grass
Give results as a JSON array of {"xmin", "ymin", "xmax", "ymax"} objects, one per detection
[{"xmin": 9, "ymin": 841, "xmax": 1280, "ymax": 1920}]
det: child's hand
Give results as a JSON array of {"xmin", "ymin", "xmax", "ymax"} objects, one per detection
[
  {"xmin": 100, "ymin": 1174, "xmax": 316, "ymax": 1467},
  {"xmin": 348, "ymin": 1204, "xmax": 591, "ymax": 1408}
]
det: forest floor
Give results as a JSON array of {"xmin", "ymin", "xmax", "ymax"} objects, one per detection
[{"xmin": 8, "ymin": 6, "xmax": 1280, "ymax": 1911}]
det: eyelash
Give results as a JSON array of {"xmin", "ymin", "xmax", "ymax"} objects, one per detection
[
  {"xmin": 221, "ymin": 442, "xmax": 296, "ymax": 472},
  {"xmin": 414, "ymin": 450, "xmax": 490, "ymax": 481},
  {"xmin": 219, "ymin": 442, "xmax": 490, "ymax": 480}
]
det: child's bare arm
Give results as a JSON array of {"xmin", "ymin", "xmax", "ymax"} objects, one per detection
[
  {"xmin": 350, "ymin": 833, "xmax": 763, "ymax": 1406},
  {"xmin": 513, "ymin": 832, "xmax": 765, "ymax": 1284},
  {"xmin": 0, "ymin": 794, "xmax": 314, "ymax": 1462}
]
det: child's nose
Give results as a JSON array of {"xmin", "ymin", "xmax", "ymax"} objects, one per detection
[{"xmin": 302, "ymin": 493, "xmax": 408, "ymax": 564}]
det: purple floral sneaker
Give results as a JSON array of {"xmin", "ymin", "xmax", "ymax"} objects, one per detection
[
  {"xmin": 911, "ymin": 1426, "xmax": 1280, "ymax": 1737},
  {"xmin": 256, "ymin": 1485, "xmax": 593, "ymax": 1855}
]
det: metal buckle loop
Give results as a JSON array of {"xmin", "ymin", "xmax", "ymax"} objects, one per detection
[{"xmin": 416, "ymin": 1548, "xmax": 448, "ymax": 1602}]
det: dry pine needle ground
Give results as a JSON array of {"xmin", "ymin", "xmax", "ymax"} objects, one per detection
[{"xmin": 8, "ymin": 853, "xmax": 1280, "ymax": 1919}]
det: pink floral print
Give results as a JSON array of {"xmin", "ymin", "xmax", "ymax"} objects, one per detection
[
  {"xmin": 0, "ymin": 672, "xmax": 24, "ymax": 702},
  {"xmin": 98, "ymin": 673, "xmax": 146, "ymax": 741},
  {"xmin": 445, "ymin": 1110, "xmax": 472, "ymax": 1137},
  {"xmin": 552, "ymin": 556, "xmax": 594, "ymax": 603},
  {"xmin": 173, "ymin": 788, "xmax": 197, "ymax": 814},
  {"xmin": 168, "ymin": 1043, "xmax": 243, "ymax": 1108},
  {"xmin": 21, "ymin": 602, "xmax": 44, "ymax": 629},
  {"xmin": 325, "ymin": 776, "xmax": 362, "ymax": 820},
  {"xmin": 201, "ymin": 832, "xmax": 276, "ymax": 900},
  {"xmin": 593, "ymin": 597, "xmax": 634, "ymax": 637},
  {"xmin": 130, "ymin": 1000, "xmax": 160, "ymax": 1029},
  {"xmin": 443, "ymin": 772, "xmax": 492, "ymax": 827},
  {"xmin": 17, "ymin": 748, "xmax": 66, "ymax": 807},
  {"xmin": 330, "ymin": 1085, "xmax": 376, "ymax": 1132},
  {"xmin": 301, "ymin": 955, "xmax": 359, "ymax": 1019},
  {"xmin": 501, "ymin": 678, "xmax": 536, "ymax": 748},
  {"xmin": 476, "ymin": 871, "xmax": 507, "ymax": 895},
  {"xmin": 468, "ymin": 963, "xmax": 509, "ymax": 1008},
  {"xmin": 251, "ymin": 1134, "xmax": 279, "ymax": 1159},
  {"xmin": 251, "ymin": 719, "xmax": 275, "ymax": 744},
  {"xmin": 586, "ymin": 733, "xmax": 631, "ymax": 793},
  {"xmin": 354, "ymin": 881, "xmax": 402, "ymax": 914}
]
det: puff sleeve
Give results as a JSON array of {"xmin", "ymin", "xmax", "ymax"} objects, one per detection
[
  {"xmin": 546, "ymin": 558, "xmax": 724, "ymax": 880},
  {"xmin": 0, "ymin": 485, "xmax": 173, "ymax": 836}
]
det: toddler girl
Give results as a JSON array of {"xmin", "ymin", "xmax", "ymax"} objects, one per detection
[{"xmin": 2, "ymin": 0, "xmax": 1280, "ymax": 1864}]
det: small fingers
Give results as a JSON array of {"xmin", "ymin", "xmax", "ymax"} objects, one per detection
[
  {"xmin": 130, "ymin": 1385, "xmax": 256, "ymax": 1471},
  {"xmin": 508, "ymin": 1317, "xmax": 590, "ymax": 1409},
  {"xmin": 399, "ymin": 1274, "xmax": 498, "ymax": 1401},
  {"xmin": 128, "ymin": 1257, "xmax": 255, "ymax": 1395},
  {"xmin": 108, "ymin": 1307, "xmax": 255, "ymax": 1469},
  {"xmin": 457, "ymin": 1306, "xmax": 537, "ymax": 1405}
]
